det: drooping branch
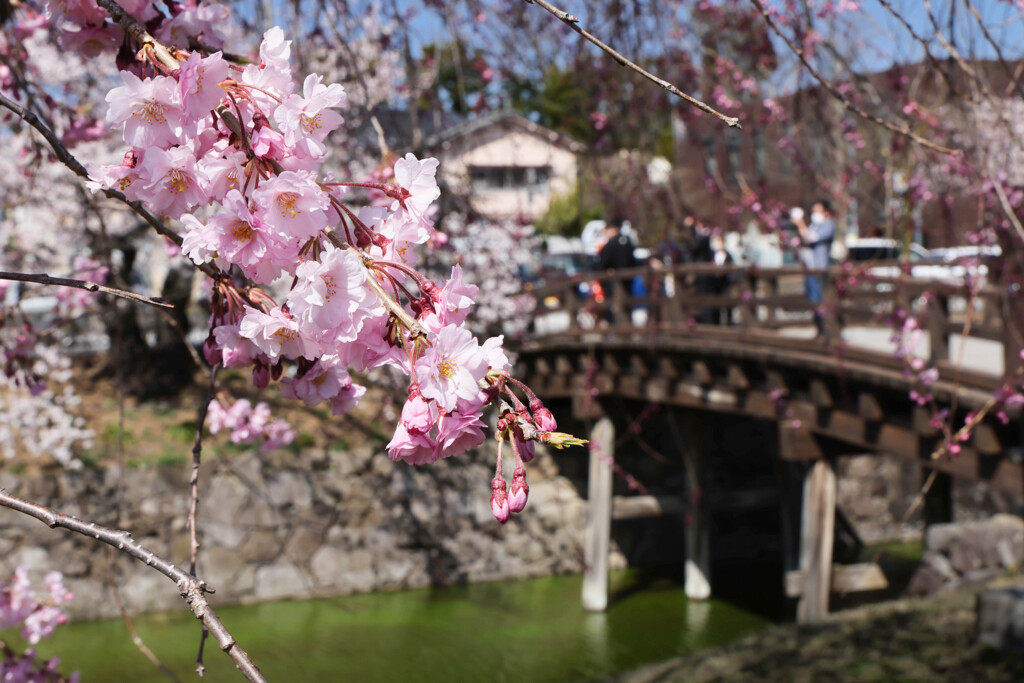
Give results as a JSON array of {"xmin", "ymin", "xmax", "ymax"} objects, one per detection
[
  {"xmin": 0, "ymin": 271, "xmax": 174, "ymax": 309},
  {"xmin": 0, "ymin": 489, "xmax": 267, "ymax": 683},
  {"xmin": 747, "ymin": 0, "xmax": 958, "ymax": 155},
  {"xmin": 522, "ymin": 0, "xmax": 742, "ymax": 129}
]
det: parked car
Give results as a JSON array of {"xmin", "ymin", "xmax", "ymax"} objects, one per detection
[{"xmin": 845, "ymin": 238, "xmax": 983, "ymax": 287}]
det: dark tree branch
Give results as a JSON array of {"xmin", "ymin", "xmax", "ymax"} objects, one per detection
[
  {"xmin": 522, "ymin": 0, "xmax": 742, "ymax": 128},
  {"xmin": 748, "ymin": 0, "xmax": 958, "ymax": 155},
  {"xmin": 0, "ymin": 271, "xmax": 173, "ymax": 309},
  {"xmin": 0, "ymin": 489, "xmax": 266, "ymax": 683}
]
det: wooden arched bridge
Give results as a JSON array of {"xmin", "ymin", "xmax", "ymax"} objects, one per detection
[{"xmin": 516, "ymin": 261, "xmax": 1024, "ymax": 623}]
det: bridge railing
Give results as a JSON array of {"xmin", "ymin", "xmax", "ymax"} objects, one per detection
[{"xmin": 527, "ymin": 262, "xmax": 1018, "ymax": 384}]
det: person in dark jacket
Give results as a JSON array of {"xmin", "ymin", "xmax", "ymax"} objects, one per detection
[
  {"xmin": 595, "ymin": 223, "xmax": 637, "ymax": 326},
  {"xmin": 694, "ymin": 232, "xmax": 734, "ymax": 324},
  {"xmin": 596, "ymin": 223, "xmax": 637, "ymax": 271}
]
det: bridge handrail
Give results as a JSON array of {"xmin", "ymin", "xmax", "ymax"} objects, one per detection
[{"xmin": 527, "ymin": 262, "xmax": 1018, "ymax": 383}]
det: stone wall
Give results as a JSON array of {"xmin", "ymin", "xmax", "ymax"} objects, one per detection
[
  {"xmin": 834, "ymin": 455, "xmax": 1022, "ymax": 544},
  {"xmin": 0, "ymin": 444, "xmax": 590, "ymax": 620}
]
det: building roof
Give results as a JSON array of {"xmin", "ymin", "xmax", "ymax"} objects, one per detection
[{"xmin": 423, "ymin": 111, "xmax": 584, "ymax": 154}]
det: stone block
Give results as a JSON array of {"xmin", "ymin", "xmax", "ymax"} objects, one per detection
[
  {"xmin": 284, "ymin": 526, "xmax": 322, "ymax": 564},
  {"xmin": 240, "ymin": 529, "xmax": 284, "ymax": 563},
  {"xmin": 203, "ymin": 474, "xmax": 251, "ymax": 523},
  {"xmin": 266, "ymin": 471, "xmax": 313, "ymax": 509},
  {"xmin": 253, "ymin": 562, "xmax": 310, "ymax": 602}
]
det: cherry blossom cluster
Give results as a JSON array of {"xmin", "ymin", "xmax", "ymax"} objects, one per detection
[
  {"xmin": 0, "ymin": 567, "xmax": 76, "ymax": 683},
  {"xmin": 77, "ymin": 12, "xmax": 580, "ymax": 520},
  {"xmin": 207, "ymin": 396, "xmax": 295, "ymax": 454},
  {"xmin": 0, "ymin": 567, "xmax": 73, "ymax": 645}
]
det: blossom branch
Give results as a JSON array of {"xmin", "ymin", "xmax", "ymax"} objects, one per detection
[
  {"xmin": 0, "ymin": 271, "xmax": 173, "ymax": 309},
  {"xmin": 95, "ymin": 0, "xmax": 180, "ymax": 71},
  {"xmin": 747, "ymin": 0, "xmax": 958, "ymax": 155},
  {"xmin": 0, "ymin": 489, "xmax": 267, "ymax": 683},
  {"xmin": 522, "ymin": 0, "xmax": 741, "ymax": 128}
]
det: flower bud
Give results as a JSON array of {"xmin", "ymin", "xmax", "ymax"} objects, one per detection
[
  {"xmin": 252, "ymin": 362, "xmax": 270, "ymax": 389},
  {"xmin": 203, "ymin": 334, "xmax": 222, "ymax": 366},
  {"xmin": 490, "ymin": 477, "xmax": 510, "ymax": 524},
  {"xmin": 532, "ymin": 406, "xmax": 557, "ymax": 432},
  {"xmin": 508, "ymin": 466, "xmax": 529, "ymax": 514}
]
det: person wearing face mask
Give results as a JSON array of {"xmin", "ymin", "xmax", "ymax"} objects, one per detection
[{"xmin": 791, "ymin": 200, "xmax": 836, "ymax": 337}]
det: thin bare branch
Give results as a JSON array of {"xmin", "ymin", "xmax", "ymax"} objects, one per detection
[
  {"xmin": 107, "ymin": 549, "xmax": 183, "ymax": 683},
  {"xmin": 0, "ymin": 271, "xmax": 173, "ymax": 309},
  {"xmin": 0, "ymin": 489, "xmax": 266, "ymax": 683},
  {"xmin": 189, "ymin": 365, "xmax": 220, "ymax": 676},
  {"xmin": 522, "ymin": 0, "xmax": 742, "ymax": 129},
  {"xmin": 988, "ymin": 172, "xmax": 1024, "ymax": 243},
  {"xmin": 748, "ymin": 0, "xmax": 958, "ymax": 155}
]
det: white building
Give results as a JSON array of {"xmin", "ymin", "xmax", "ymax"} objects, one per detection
[{"xmin": 425, "ymin": 112, "xmax": 582, "ymax": 221}]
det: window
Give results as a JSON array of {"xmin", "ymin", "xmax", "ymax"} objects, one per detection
[{"xmin": 469, "ymin": 166, "xmax": 551, "ymax": 192}]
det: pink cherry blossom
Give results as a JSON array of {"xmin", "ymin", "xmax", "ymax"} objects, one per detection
[
  {"xmin": 273, "ymin": 73, "xmax": 346, "ymax": 159},
  {"xmin": 239, "ymin": 306, "xmax": 319, "ymax": 360},
  {"xmin": 280, "ymin": 354, "xmax": 360, "ymax": 412},
  {"xmin": 415, "ymin": 324, "xmax": 489, "ymax": 413},
  {"xmin": 436, "ymin": 409, "xmax": 486, "ymax": 459},
  {"xmin": 287, "ymin": 244, "xmax": 375, "ymax": 338},
  {"xmin": 252, "ymin": 171, "xmax": 330, "ymax": 240},
  {"xmin": 136, "ymin": 144, "xmax": 207, "ymax": 218},
  {"xmin": 392, "ymin": 153, "xmax": 440, "ymax": 219},
  {"xmin": 105, "ymin": 71, "xmax": 184, "ymax": 149},
  {"xmin": 387, "ymin": 423, "xmax": 438, "ymax": 465},
  {"xmin": 178, "ymin": 51, "xmax": 229, "ymax": 123}
]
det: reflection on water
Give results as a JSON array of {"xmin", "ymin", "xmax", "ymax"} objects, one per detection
[{"xmin": 17, "ymin": 571, "xmax": 770, "ymax": 682}]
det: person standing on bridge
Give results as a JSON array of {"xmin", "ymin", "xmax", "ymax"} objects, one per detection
[
  {"xmin": 595, "ymin": 222, "xmax": 637, "ymax": 326},
  {"xmin": 792, "ymin": 200, "xmax": 836, "ymax": 337}
]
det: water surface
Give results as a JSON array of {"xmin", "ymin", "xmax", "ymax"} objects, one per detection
[{"xmin": 19, "ymin": 572, "xmax": 770, "ymax": 681}]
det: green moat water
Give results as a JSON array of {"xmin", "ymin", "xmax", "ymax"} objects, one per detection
[{"xmin": 14, "ymin": 571, "xmax": 771, "ymax": 682}]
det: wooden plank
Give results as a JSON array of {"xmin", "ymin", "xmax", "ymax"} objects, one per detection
[
  {"xmin": 785, "ymin": 562, "xmax": 889, "ymax": 598},
  {"xmin": 611, "ymin": 495, "xmax": 682, "ymax": 520},
  {"xmin": 727, "ymin": 364, "xmax": 750, "ymax": 390},
  {"xmin": 972, "ymin": 423, "xmax": 1002, "ymax": 455},
  {"xmin": 796, "ymin": 460, "xmax": 836, "ymax": 624},
  {"xmin": 809, "ymin": 379, "xmax": 833, "ymax": 408},
  {"xmin": 778, "ymin": 425, "xmax": 824, "ymax": 461},
  {"xmin": 582, "ymin": 418, "xmax": 615, "ymax": 612},
  {"xmin": 692, "ymin": 360, "xmax": 714, "ymax": 386},
  {"xmin": 858, "ymin": 392, "xmax": 884, "ymax": 421}
]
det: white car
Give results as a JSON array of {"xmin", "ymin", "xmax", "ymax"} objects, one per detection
[{"xmin": 846, "ymin": 238, "xmax": 985, "ymax": 287}]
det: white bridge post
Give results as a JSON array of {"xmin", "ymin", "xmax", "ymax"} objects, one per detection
[
  {"xmin": 681, "ymin": 413, "xmax": 711, "ymax": 600},
  {"xmin": 582, "ymin": 418, "xmax": 615, "ymax": 612}
]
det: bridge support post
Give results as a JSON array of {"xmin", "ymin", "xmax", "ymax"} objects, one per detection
[
  {"xmin": 796, "ymin": 460, "xmax": 836, "ymax": 624},
  {"xmin": 582, "ymin": 418, "xmax": 614, "ymax": 612},
  {"xmin": 681, "ymin": 414, "xmax": 711, "ymax": 600}
]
